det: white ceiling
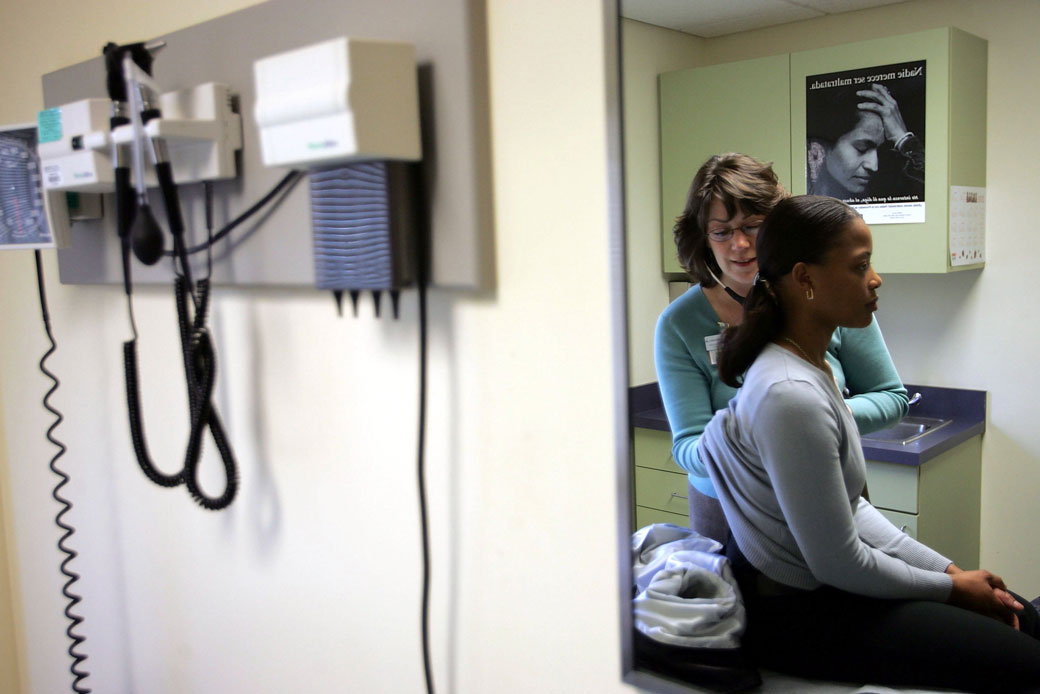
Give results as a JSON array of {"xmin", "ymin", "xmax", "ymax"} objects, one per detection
[{"xmin": 620, "ymin": 0, "xmax": 910, "ymax": 38}]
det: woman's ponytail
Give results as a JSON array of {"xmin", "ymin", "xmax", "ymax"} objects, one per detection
[{"xmin": 717, "ymin": 275, "xmax": 783, "ymax": 386}]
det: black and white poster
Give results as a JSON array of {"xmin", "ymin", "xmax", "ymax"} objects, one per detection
[{"xmin": 806, "ymin": 60, "xmax": 926, "ymax": 224}]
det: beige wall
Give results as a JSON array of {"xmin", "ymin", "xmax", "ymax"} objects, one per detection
[
  {"xmin": 0, "ymin": 1, "xmax": 628, "ymax": 692},
  {"xmin": 0, "ymin": 408, "xmax": 19, "ymax": 693},
  {"xmin": 622, "ymin": 20, "xmax": 701, "ymax": 386},
  {"xmin": 625, "ymin": 0, "xmax": 1040, "ymax": 589}
]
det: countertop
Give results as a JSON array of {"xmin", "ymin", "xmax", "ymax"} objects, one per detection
[{"xmin": 629, "ymin": 382, "xmax": 986, "ymax": 467}]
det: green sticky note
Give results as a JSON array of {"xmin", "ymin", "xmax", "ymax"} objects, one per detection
[{"xmin": 37, "ymin": 108, "xmax": 62, "ymax": 143}]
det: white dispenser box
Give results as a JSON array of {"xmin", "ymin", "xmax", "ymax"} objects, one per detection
[{"xmin": 253, "ymin": 37, "xmax": 421, "ymax": 168}]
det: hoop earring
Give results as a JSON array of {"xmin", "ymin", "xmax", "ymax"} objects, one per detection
[{"xmin": 806, "ymin": 287, "xmax": 814, "ymax": 301}]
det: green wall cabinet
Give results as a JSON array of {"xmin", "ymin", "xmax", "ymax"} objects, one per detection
[
  {"xmin": 660, "ymin": 27, "xmax": 987, "ymax": 277},
  {"xmin": 658, "ymin": 54, "xmax": 792, "ymax": 276}
]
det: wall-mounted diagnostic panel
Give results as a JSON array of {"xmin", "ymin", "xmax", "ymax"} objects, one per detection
[{"xmin": 42, "ymin": 0, "xmax": 491, "ymax": 289}]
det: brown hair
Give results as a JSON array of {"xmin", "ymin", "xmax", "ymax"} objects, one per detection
[{"xmin": 672, "ymin": 153, "xmax": 787, "ymax": 284}]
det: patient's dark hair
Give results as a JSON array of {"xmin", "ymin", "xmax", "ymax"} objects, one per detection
[
  {"xmin": 717, "ymin": 195, "xmax": 861, "ymax": 387},
  {"xmin": 672, "ymin": 153, "xmax": 786, "ymax": 284}
]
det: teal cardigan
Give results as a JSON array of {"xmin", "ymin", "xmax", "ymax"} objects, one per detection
[{"xmin": 654, "ymin": 284, "xmax": 909, "ymax": 498}]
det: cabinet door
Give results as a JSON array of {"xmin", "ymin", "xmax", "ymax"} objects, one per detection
[
  {"xmin": 790, "ymin": 28, "xmax": 987, "ymax": 273},
  {"xmin": 659, "ymin": 55, "xmax": 792, "ymax": 277}
]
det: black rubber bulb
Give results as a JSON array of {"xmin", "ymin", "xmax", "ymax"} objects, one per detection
[{"xmin": 131, "ymin": 203, "xmax": 164, "ymax": 265}]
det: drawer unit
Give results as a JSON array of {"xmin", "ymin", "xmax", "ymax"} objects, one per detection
[
  {"xmin": 865, "ymin": 460, "xmax": 919, "ymax": 513},
  {"xmin": 633, "ymin": 426, "xmax": 677, "ymax": 472},
  {"xmin": 633, "ymin": 427, "xmax": 690, "ymax": 529},
  {"xmin": 636, "ymin": 506, "xmax": 690, "ymax": 530},
  {"xmin": 877, "ymin": 509, "xmax": 919, "ymax": 540},
  {"xmin": 631, "ymin": 424, "xmax": 981, "ymax": 569},
  {"xmin": 635, "ymin": 466, "xmax": 689, "ymax": 517},
  {"xmin": 865, "ymin": 435, "xmax": 981, "ymax": 569}
]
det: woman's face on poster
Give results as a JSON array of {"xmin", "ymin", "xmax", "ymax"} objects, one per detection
[{"xmin": 826, "ymin": 111, "xmax": 885, "ymax": 194}]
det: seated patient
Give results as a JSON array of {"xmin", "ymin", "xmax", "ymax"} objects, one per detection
[{"xmin": 699, "ymin": 195, "xmax": 1040, "ymax": 693}]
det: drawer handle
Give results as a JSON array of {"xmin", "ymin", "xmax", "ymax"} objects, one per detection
[
  {"xmin": 670, "ymin": 492, "xmax": 688, "ymax": 501},
  {"xmin": 899, "ymin": 524, "xmax": 910, "ymax": 534}
]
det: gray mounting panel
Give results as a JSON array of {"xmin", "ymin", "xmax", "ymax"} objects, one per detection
[{"xmin": 44, "ymin": 0, "xmax": 492, "ymax": 289}]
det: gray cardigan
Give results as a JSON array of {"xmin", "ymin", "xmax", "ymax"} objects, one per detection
[{"xmin": 700, "ymin": 343, "xmax": 953, "ymax": 601}]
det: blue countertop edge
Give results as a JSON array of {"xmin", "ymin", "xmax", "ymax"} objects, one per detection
[{"xmin": 629, "ymin": 382, "xmax": 986, "ymax": 468}]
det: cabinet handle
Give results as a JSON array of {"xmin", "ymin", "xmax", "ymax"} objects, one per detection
[
  {"xmin": 670, "ymin": 492, "xmax": 688, "ymax": 501},
  {"xmin": 900, "ymin": 524, "xmax": 910, "ymax": 534}
]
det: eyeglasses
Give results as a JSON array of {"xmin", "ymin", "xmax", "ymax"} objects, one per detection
[{"xmin": 706, "ymin": 220, "xmax": 763, "ymax": 243}]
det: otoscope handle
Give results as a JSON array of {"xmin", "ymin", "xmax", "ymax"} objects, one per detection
[
  {"xmin": 113, "ymin": 166, "xmax": 135, "ymax": 238},
  {"xmin": 154, "ymin": 160, "xmax": 194, "ymax": 286},
  {"xmin": 113, "ymin": 165, "xmax": 136, "ymax": 294},
  {"xmin": 154, "ymin": 161, "xmax": 184, "ymax": 237}
]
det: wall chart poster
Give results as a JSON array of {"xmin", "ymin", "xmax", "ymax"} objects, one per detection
[{"xmin": 806, "ymin": 59, "xmax": 926, "ymax": 224}]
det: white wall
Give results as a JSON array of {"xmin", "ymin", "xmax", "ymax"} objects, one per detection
[
  {"xmin": 624, "ymin": 0, "xmax": 1040, "ymax": 590},
  {"xmin": 0, "ymin": 1, "xmax": 630, "ymax": 692}
]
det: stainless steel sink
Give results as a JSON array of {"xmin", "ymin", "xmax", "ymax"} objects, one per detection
[{"xmin": 861, "ymin": 415, "xmax": 952, "ymax": 445}]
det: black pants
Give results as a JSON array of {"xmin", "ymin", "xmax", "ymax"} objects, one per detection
[{"xmin": 728, "ymin": 541, "xmax": 1040, "ymax": 693}]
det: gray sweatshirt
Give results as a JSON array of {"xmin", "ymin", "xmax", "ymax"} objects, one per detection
[{"xmin": 700, "ymin": 343, "xmax": 953, "ymax": 601}]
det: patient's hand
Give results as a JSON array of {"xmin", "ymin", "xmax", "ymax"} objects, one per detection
[
  {"xmin": 994, "ymin": 588, "xmax": 1023, "ymax": 630},
  {"xmin": 948, "ymin": 570, "xmax": 1020, "ymax": 629}
]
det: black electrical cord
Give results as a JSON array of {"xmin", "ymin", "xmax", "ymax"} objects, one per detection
[
  {"xmin": 417, "ymin": 274, "xmax": 433, "ymax": 694},
  {"xmin": 163, "ymin": 170, "xmax": 303, "ymax": 258},
  {"xmin": 34, "ymin": 250, "xmax": 91, "ymax": 693},
  {"xmin": 411, "ymin": 158, "xmax": 433, "ymax": 694}
]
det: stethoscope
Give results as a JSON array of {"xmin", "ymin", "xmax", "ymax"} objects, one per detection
[{"xmin": 706, "ymin": 266, "xmax": 746, "ymax": 305}]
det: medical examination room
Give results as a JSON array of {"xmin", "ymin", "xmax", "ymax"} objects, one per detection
[{"xmin": 0, "ymin": 0, "xmax": 1038, "ymax": 692}]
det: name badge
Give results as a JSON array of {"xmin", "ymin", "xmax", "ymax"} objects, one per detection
[{"xmin": 704, "ymin": 334, "xmax": 722, "ymax": 365}]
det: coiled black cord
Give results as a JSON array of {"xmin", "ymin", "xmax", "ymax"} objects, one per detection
[
  {"xmin": 123, "ymin": 277, "xmax": 238, "ymax": 509},
  {"xmin": 124, "ymin": 165, "xmax": 302, "ymax": 510},
  {"xmin": 34, "ymin": 250, "xmax": 91, "ymax": 693}
]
